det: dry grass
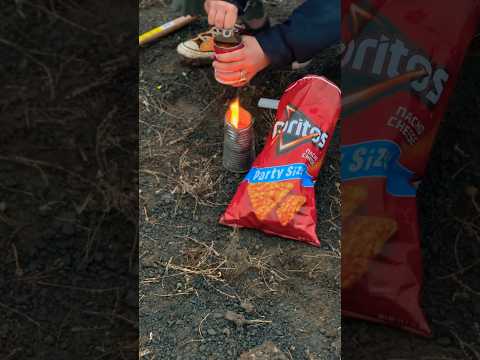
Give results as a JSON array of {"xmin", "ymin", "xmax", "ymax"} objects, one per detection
[
  {"xmin": 139, "ymin": 74, "xmax": 226, "ymax": 210},
  {"xmin": 141, "ymin": 229, "xmax": 307, "ymax": 299},
  {"xmin": 169, "ymin": 150, "xmax": 223, "ymax": 208}
]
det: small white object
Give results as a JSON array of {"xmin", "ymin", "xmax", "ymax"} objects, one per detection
[{"xmin": 257, "ymin": 98, "xmax": 280, "ymax": 110}]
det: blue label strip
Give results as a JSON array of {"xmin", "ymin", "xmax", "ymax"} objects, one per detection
[
  {"xmin": 245, "ymin": 163, "xmax": 314, "ymax": 187},
  {"xmin": 341, "ymin": 140, "xmax": 416, "ymax": 197}
]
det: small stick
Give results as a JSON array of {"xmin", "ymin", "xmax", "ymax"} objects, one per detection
[
  {"xmin": 153, "ymin": 292, "xmax": 192, "ymax": 297},
  {"xmin": 198, "ymin": 313, "xmax": 211, "ymax": 338},
  {"xmin": 139, "ymin": 15, "xmax": 196, "ymax": 46},
  {"xmin": 0, "ymin": 302, "xmax": 40, "ymax": 328},
  {"xmin": 11, "ymin": 244, "xmax": 23, "ymax": 277}
]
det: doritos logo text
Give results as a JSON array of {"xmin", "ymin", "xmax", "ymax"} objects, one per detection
[{"xmin": 272, "ymin": 105, "xmax": 330, "ymax": 154}]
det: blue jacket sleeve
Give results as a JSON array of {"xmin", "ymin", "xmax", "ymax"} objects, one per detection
[{"xmin": 231, "ymin": 0, "xmax": 340, "ymax": 68}]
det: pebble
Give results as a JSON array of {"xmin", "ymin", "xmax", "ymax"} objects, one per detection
[
  {"xmin": 199, "ymin": 345, "xmax": 207, "ymax": 352},
  {"xmin": 44, "ymin": 335, "xmax": 55, "ymax": 345},
  {"xmin": 191, "ymin": 226, "xmax": 199, "ymax": 234},
  {"xmin": 4, "ymin": 178, "xmax": 17, "ymax": 187},
  {"xmin": 42, "ymin": 229, "xmax": 56, "ymax": 240},
  {"xmin": 38, "ymin": 204, "xmax": 50, "ymax": 216},
  {"xmin": 63, "ymin": 254, "xmax": 72, "ymax": 267},
  {"xmin": 0, "ymin": 324, "xmax": 8, "ymax": 338},
  {"xmin": 240, "ymin": 301, "xmax": 255, "ymax": 314},
  {"xmin": 436, "ymin": 336, "xmax": 451, "ymax": 346},
  {"xmin": 239, "ymin": 341, "xmax": 289, "ymax": 360},
  {"xmin": 0, "ymin": 202, "xmax": 7, "ymax": 212},
  {"xmin": 94, "ymin": 253, "xmax": 104, "ymax": 262},
  {"xmin": 36, "ymin": 239, "xmax": 47, "ymax": 249},
  {"xmin": 222, "ymin": 328, "xmax": 231, "ymax": 336},
  {"xmin": 473, "ymin": 302, "xmax": 480, "ymax": 315},
  {"xmin": 143, "ymin": 255, "xmax": 157, "ymax": 268},
  {"xmin": 107, "ymin": 259, "xmax": 117, "ymax": 270},
  {"xmin": 213, "ymin": 312, "xmax": 223, "ymax": 319},
  {"xmin": 161, "ymin": 193, "xmax": 173, "ymax": 204},
  {"xmin": 59, "ymin": 211, "xmax": 77, "ymax": 221},
  {"xmin": 207, "ymin": 328, "xmax": 217, "ymax": 336},
  {"xmin": 325, "ymin": 329, "xmax": 337, "ymax": 338},
  {"xmin": 61, "ymin": 223, "xmax": 75, "ymax": 236},
  {"xmin": 125, "ymin": 289, "xmax": 138, "ymax": 308},
  {"xmin": 58, "ymin": 238, "xmax": 73, "ymax": 249}
]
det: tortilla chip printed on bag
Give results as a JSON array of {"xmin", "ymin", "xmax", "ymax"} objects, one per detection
[
  {"xmin": 276, "ymin": 195, "xmax": 307, "ymax": 226},
  {"xmin": 341, "ymin": 184, "xmax": 368, "ymax": 219},
  {"xmin": 247, "ymin": 182, "xmax": 294, "ymax": 221},
  {"xmin": 341, "ymin": 0, "xmax": 480, "ymax": 336},
  {"xmin": 341, "ymin": 216, "xmax": 398, "ymax": 289},
  {"xmin": 220, "ymin": 76, "xmax": 341, "ymax": 246}
]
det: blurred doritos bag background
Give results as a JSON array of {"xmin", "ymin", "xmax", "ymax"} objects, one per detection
[{"xmin": 341, "ymin": 0, "xmax": 480, "ymax": 336}]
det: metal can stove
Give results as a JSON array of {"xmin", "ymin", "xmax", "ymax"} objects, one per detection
[{"xmin": 222, "ymin": 112, "xmax": 255, "ymax": 173}]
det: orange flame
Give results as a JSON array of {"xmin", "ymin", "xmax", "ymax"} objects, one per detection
[{"xmin": 229, "ymin": 97, "xmax": 240, "ymax": 129}]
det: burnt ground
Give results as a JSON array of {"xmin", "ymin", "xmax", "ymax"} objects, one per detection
[
  {"xmin": 342, "ymin": 41, "xmax": 480, "ymax": 358},
  {"xmin": 139, "ymin": 1, "xmax": 341, "ymax": 360}
]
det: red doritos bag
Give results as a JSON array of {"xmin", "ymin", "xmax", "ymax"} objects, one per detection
[
  {"xmin": 220, "ymin": 76, "xmax": 341, "ymax": 246},
  {"xmin": 341, "ymin": 0, "xmax": 480, "ymax": 336}
]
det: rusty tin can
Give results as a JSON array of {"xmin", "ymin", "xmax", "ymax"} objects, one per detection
[{"xmin": 222, "ymin": 115, "xmax": 255, "ymax": 173}]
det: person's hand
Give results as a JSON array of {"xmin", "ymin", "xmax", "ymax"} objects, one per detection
[
  {"xmin": 212, "ymin": 35, "xmax": 270, "ymax": 87},
  {"xmin": 204, "ymin": 0, "xmax": 238, "ymax": 29}
]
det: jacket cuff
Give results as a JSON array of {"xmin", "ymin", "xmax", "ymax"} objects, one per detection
[{"xmin": 255, "ymin": 26, "xmax": 294, "ymax": 69}]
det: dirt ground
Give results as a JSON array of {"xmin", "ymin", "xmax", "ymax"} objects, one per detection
[
  {"xmin": 139, "ymin": 1, "xmax": 341, "ymax": 360},
  {"xmin": 0, "ymin": 1, "xmax": 138, "ymax": 359},
  {"xmin": 342, "ymin": 43, "xmax": 480, "ymax": 358}
]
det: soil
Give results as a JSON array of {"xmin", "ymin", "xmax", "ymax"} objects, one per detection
[
  {"xmin": 342, "ymin": 42, "xmax": 480, "ymax": 358},
  {"xmin": 139, "ymin": 1, "xmax": 341, "ymax": 360},
  {"xmin": 0, "ymin": 1, "xmax": 138, "ymax": 359}
]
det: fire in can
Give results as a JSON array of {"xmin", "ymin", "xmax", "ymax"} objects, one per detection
[{"xmin": 222, "ymin": 98, "xmax": 255, "ymax": 173}]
